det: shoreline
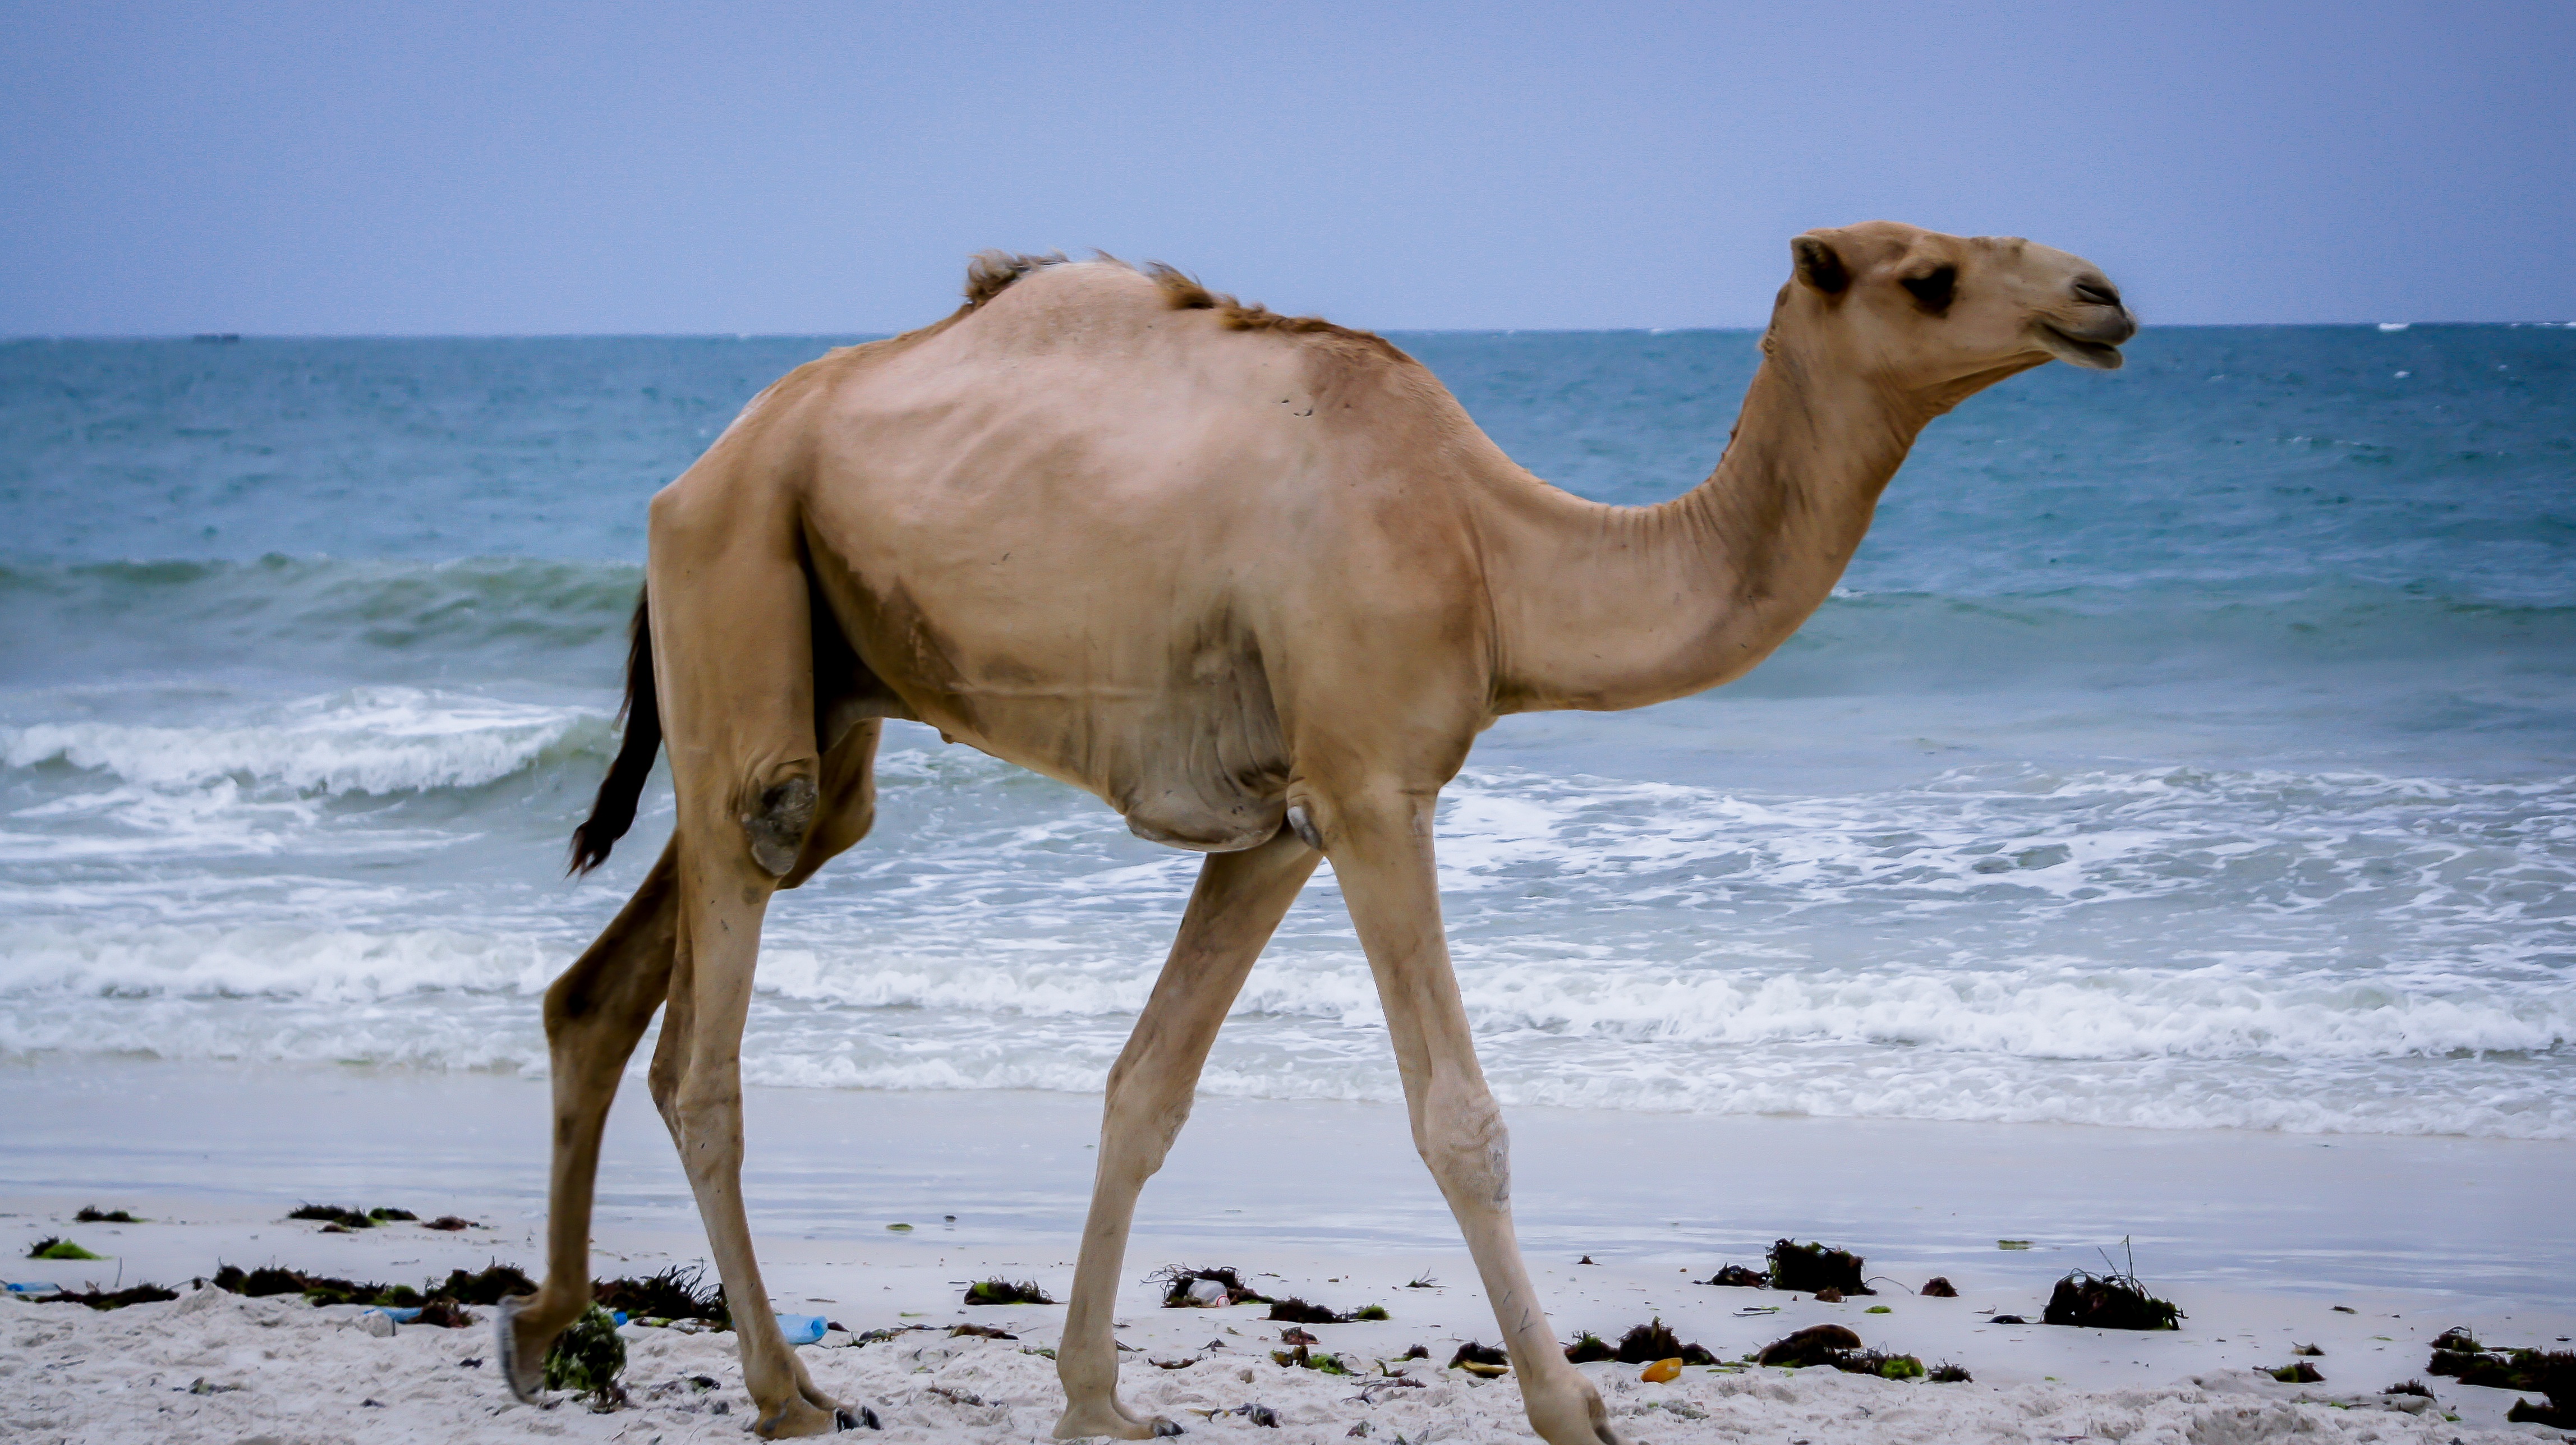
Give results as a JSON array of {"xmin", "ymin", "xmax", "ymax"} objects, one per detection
[{"xmin": 6, "ymin": 1058, "xmax": 2573, "ymax": 1306}]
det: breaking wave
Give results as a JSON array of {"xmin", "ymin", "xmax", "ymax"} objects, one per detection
[{"xmin": 1, "ymin": 688, "xmax": 606, "ymax": 797}]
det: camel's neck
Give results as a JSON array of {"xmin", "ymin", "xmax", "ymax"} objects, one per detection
[{"xmin": 1489, "ymin": 333, "xmax": 1931, "ymax": 712}]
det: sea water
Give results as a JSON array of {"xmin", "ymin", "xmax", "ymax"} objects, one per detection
[{"xmin": 2, "ymin": 327, "xmax": 2569, "ymax": 1139}]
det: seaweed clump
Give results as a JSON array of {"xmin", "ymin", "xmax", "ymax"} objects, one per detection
[
  {"xmin": 1745, "ymin": 1322, "xmax": 1921, "ymax": 1379},
  {"xmin": 964, "ymin": 1278, "xmax": 1055, "ymax": 1306},
  {"xmin": 437, "ymin": 1263, "xmax": 537, "ymax": 1305},
  {"xmin": 26, "ymin": 1237, "xmax": 103, "ymax": 1260},
  {"xmin": 1701, "ymin": 1263, "xmax": 1768, "ymax": 1288},
  {"xmin": 1839, "ymin": 1351, "xmax": 1925, "ymax": 1380},
  {"xmin": 1755, "ymin": 1324, "xmax": 1862, "ymax": 1368},
  {"xmin": 35, "ymin": 1283, "xmax": 179, "ymax": 1310},
  {"xmin": 2268, "ymin": 1361, "xmax": 2324, "ymax": 1383},
  {"xmin": 1563, "ymin": 1332, "xmax": 1614, "ymax": 1363},
  {"xmin": 204, "ymin": 1261, "xmax": 508, "ymax": 1324},
  {"xmin": 2505, "ymin": 1355, "xmax": 2576, "ymax": 1430},
  {"xmin": 210, "ymin": 1264, "xmax": 303, "ymax": 1296},
  {"xmin": 2428, "ymin": 1331, "xmax": 2576, "ymax": 1424},
  {"xmin": 1151, "ymin": 1265, "xmax": 1272, "ymax": 1308},
  {"xmin": 1573, "ymin": 1319, "xmax": 1714, "ymax": 1366},
  {"xmin": 212, "ymin": 1264, "xmax": 403, "ymax": 1309},
  {"xmin": 1767, "ymin": 1240, "xmax": 1873, "ymax": 1296},
  {"xmin": 415, "ymin": 1298, "xmax": 475, "ymax": 1328},
  {"xmin": 1269, "ymin": 1341, "xmax": 1355, "ymax": 1374},
  {"xmin": 1265, "ymin": 1296, "xmax": 1383, "ymax": 1324},
  {"xmin": 1919, "ymin": 1277, "xmax": 1958, "ymax": 1297},
  {"xmin": 75, "ymin": 1207, "xmax": 139, "ymax": 1224},
  {"xmin": 1449, "ymin": 1341, "xmax": 1509, "ymax": 1374},
  {"xmin": 592, "ymin": 1264, "xmax": 728, "ymax": 1327},
  {"xmin": 542, "ymin": 1303, "xmax": 628, "ymax": 1410},
  {"xmin": 1929, "ymin": 1361, "xmax": 1973, "ymax": 1383},
  {"xmin": 2427, "ymin": 1328, "xmax": 2531, "ymax": 1387},
  {"xmin": 2042, "ymin": 1270, "xmax": 2182, "ymax": 1330},
  {"xmin": 287, "ymin": 1203, "xmax": 375, "ymax": 1230}
]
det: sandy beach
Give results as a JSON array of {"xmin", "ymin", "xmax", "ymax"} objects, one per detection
[{"xmin": 6, "ymin": 1062, "xmax": 2572, "ymax": 1442}]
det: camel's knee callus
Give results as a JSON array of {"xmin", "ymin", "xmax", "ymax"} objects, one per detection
[{"xmin": 740, "ymin": 770, "xmax": 819, "ymax": 877}]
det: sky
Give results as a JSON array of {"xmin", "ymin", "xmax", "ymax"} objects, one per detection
[{"xmin": 3, "ymin": 1, "xmax": 2572, "ymax": 334}]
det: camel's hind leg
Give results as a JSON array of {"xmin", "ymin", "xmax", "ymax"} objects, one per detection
[
  {"xmin": 643, "ymin": 485, "xmax": 855, "ymax": 1438},
  {"xmin": 1053, "ymin": 828, "xmax": 1321, "ymax": 1440},
  {"xmin": 647, "ymin": 718, "xmax": 880, "ymax": 1421},
  {"xmin": 497, "ymin": 839, "xmax": 681, "ymax": 1401}
]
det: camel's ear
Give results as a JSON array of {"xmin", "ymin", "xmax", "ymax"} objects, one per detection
[{"xmin": 1792, "ymin": 236, "xmax": 1850, "ymax": 296}]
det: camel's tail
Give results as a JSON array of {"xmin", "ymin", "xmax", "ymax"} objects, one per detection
[{"xmin": 568, "ymin": 590, "xmax": 660, "ymax": 876}]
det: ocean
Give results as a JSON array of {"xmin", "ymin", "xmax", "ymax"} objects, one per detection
[{"xmin": 3, "ymin": 325, "xmax": 2570, "ymax": 1141}]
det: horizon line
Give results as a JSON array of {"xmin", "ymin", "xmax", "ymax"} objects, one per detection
[{"xmin": 7, "ymin": 320, "xmax": 2575, "ymax": 343}]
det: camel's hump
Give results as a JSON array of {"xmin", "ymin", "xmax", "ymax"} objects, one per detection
[{"xmin": 956, "ymin": 251, "xmax": 1410, "ymax": 364}]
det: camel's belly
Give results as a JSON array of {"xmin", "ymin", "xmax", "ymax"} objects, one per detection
[
  {"xmin": 824, "ymin": 564, "xmax": 1292, "ymax": 854},
  {"xmin": 946, "ymin": 686, "xmax": 1291, "ymax": 854}
]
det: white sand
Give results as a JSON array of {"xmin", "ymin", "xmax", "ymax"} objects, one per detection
[
  {"xmin": 8, "ymin": 1198, "xmax": 2573, "ymax": 1443},
  {"xmin": 3, "ymin": 1278, "xmax": 2558, "ymax": 1444}
]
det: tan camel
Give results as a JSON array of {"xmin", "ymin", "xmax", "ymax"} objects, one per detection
[{"xmin": 493, "ymin": 221, "xmax": 2132, "ymax": 1443}]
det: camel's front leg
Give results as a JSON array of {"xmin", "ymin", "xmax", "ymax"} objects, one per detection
[
  {"xmin": 1054, "ymin": 829, "xmax": 1321, "ymax": 1441},
  {"xmin": 1317, "ymin": 786, "xmax": 1631, "ymax": 1445}
]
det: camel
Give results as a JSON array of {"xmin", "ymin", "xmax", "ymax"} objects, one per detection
[{"xmin": 493, "ymin": 220, "xmax": 2132, "ymax": 1444}]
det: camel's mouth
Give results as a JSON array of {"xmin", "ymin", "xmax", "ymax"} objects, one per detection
[{"xmin": 2036, "ymin": 323, "xmax": 2125, "ymax": 371}]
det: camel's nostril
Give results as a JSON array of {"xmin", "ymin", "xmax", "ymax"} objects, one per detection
[{"xmin": 2074, "ymin": 279, "xmax": 2123, "ymax": 309}]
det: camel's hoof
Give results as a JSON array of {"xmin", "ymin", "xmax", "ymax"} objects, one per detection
[
  {"xmin": 755, "ymin": 1398, "xmax": 848, "ymax": 1438},
  {"xmin": 836, "ymin": 1405, "xmax": 881, "ymax": 1431},
  {"xmin": 1152, "ymin": 1419, "xmax": 1185, "ymax": 1438},
  {"xmin": 493, "ymin": 1295, "xmax": 544, "ymax": 1404}
]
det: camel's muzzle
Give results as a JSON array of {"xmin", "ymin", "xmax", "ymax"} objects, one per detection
[
  {"xmin": 2038, "ymin": 277, "xmax": 2137, "ymax": 370},
  {"xmin": 2037, "ymin": 301, "xmax": 2135, "ymax": 370}
]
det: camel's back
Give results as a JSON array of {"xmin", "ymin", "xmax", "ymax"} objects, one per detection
[
  {"xmin": 770, "ymin": 259, "xmax": 1501, "ymax": 845},
  {"xmin": 819, "ymin": 259, "xmax": 1450, "ymax": 508}
]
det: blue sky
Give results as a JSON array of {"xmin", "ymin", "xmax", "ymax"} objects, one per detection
[{"xmin": 4, "ymin": 1, "xmax": 2570, "ymax": 333}]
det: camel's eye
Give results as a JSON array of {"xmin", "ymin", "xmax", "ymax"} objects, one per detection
[{"xmin": 1900, "ymin": 266, "xmax": 1956, "ymax": 315}]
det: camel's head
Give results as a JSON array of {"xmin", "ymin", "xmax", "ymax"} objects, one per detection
[{"xmin": 1775, "ymin": 221, "xmax": 2135, "ymax": 397}]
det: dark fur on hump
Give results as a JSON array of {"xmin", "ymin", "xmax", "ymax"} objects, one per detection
[
  {"xmin": 962, "ymin": 250, "xmax": 1069, "ymax": 307},
  {"xmin": 1142, "ymin": 262, "xmax": 1409, "ymax": 360}
]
